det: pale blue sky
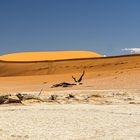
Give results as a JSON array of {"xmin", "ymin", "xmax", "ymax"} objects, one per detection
[{"xmin": 0, "ymin": 0, "xmax": 140, "ymax": 56}]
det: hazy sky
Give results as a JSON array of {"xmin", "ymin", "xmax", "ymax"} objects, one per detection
[{"xmin": 0, "ymin": 0, "xmax": 140, "ymax": 56}]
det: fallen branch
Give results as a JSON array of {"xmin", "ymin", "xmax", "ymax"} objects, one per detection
[
  {"xmin": 16, "ymin": 93, "xmax": 44, "ymax": 102},
  {"xmin": 0, "ymin": 94, "xmax": 22, "ymax": 104},
  {"xmin": 51, "ymin": 82, "xmax": 75, "ymax": 88},
  {"xmin": 4, "ymin": 97, "xmax": 22, "ymax": 104},
  {"xmin": 0, "ymin": 95, "xmax": 10, "ymax": 104}
]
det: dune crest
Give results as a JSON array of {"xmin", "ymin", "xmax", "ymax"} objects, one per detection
[{"xmin": 0, "ymin": 51, "xmax": 102, "ymax": 61}]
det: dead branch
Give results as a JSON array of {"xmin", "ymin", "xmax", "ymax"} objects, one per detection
[
  {"xmin": 72, "ymin": 71, "xmax": 85, "ymax": 84},
  {"xmin": 51, "ymin": 82, "xmax": 75, "ymax": 88},
  {"xmin": 0, "ymin": 94, "xmax": 22, "ymax": 104},
  {"xmin": 49, "ymin": 95, "xmax": 58, "ymax": 101},
  {"xmin": 38, "ymin": 88, "xmax": 43, "ymax": 96},
  {"xmin": 4, "ymin": 97, "xmax": 22, "ymax": 104},
  {"xmin": 0, "ymin": 95, "xmax": 9, "ymax": 104},
  {"xmin": 16, "ymin": 93, "xmax": 44, "ymax": 102}
]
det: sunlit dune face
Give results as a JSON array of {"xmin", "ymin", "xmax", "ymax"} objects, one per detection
[{"xmin": 0, "ymin": 51, "xmax": 102, "ymax": 61}]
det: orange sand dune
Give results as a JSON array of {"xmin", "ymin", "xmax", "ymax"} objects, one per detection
[{"xmin": 0, "ymin": 51, "xmax": 102, "ymax": 61}]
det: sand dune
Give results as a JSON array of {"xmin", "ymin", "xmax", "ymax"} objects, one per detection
[
  {"xmin": 0, "ymin": 53, "xmax": 139, "ymax": 92},
  {"xmin": 0, "ymin": 53, "xmax": 139, "ymax": 77},
  {"xmin": 0, "ymin": 51, "xmax": 102, "ymax": 61}
]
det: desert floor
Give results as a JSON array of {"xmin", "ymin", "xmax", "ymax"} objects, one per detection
[
  {"xmin": 0, "ymin": 89, "xmax": 140, "ymax": 140},
  {"xmin": 0, "ymin": 103, "xmax": 140, "ymax": 140}
]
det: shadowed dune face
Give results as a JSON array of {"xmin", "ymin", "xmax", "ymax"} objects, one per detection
[{"xmin": 0, "ymin": 51, "xmax": 102, "ymax": 61}]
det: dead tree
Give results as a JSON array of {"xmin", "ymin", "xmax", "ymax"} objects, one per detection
[
  {"xmin": 72, "ymin": 71, "xmax": 85, "ymax": 85},
  {"xmin": 51, "ymin": 71, "xmax": 85, "ymax": 88}
]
